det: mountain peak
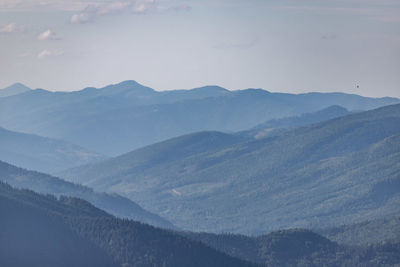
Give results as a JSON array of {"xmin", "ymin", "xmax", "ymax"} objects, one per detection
[
  {"xmin": 10, "ymin": 82, "xmax": 27, "ymax": 87},
  {"xmin": 100, "ymin": 80, "xmax": 156, "ymax": 96},
  {"xmin": 175, "ymin": 85, "xmax": 230, "ymax": 99},
  {"xmin": 0, "ymin": 82, "xmax": 31, "ymax": 97},
  {"xmin": 117, "ymin": 80, "xmax": 142, "ymax": 86},
  {"xmin": 242, "ymin": 88, "xmax": 270, "ymax": 93},
  {"xmin": 192, "ymin": 85, "xmax": 229, "ymax": 92}
]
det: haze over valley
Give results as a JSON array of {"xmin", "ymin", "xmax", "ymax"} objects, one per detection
[{"xmin": 1, "ymin": 0, "xmax": 400, "ymax": 265}]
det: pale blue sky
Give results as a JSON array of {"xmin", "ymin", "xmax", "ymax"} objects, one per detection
[{"xmin": 0, "ymin": 0, "xmax": 399, "ymax": 97}]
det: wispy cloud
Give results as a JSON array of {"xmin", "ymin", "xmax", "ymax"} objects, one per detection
[
  {"xmin": 0, "ymin": 0, "xmax": 89, "ymax": 11},
  {"xmin": 37, "ymin": 49, "xmax": 64, "ymax": 59},
  {"xmin": 0, "ymin": 0, "xmax": 191, "ymax": 23},
  {"xmin": 70, "ymin": 13, "xmax": 92, "ymax": 24},
  {"xmin": 37, "ymin": 29, "xmax": 62, "ymax": 40},
  {"xmin": 70, "ymin": 0, "xmax": 157, "ymax": 24},
  {"xmin": 0, "ymin": 22, "xmax": 24, "ymax": 33},
  {"xmin": 69, "ymin": 0, "xmax": 191, "ymax": 24}
]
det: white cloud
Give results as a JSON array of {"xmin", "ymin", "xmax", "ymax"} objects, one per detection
[
  {"xmin": 0, "ymin": 0, "xmax": 190, "ymax": 23},
  {"xmin": 37, "ymin": 29, "xmax": 61, "ymax": 40},
  {"xmin": 37, "ymin": 49, "xmax": 64, "ymax": 59},
  {"xmin": 70, "ymin": 1, "xmax": 133, "ymax": 24},
  {"xmin": 0, "ymin": 22, "xmax": 24, "ymax": 33},
  {"xmin": 70, "ymin": 12, "xmax": 92, "ymax": 24},
  {"xmin": 132, "ymin": 0, "xmax": 155, "ymax": 14},
  {"xmin": 70, "ymin": 0, "xmax": 176, "ymax": 24}
]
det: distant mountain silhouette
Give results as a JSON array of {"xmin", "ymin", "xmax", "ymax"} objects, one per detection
[
  {"xmin": 0, "ymin": 83, "xmax": 31, "ymax": 97},
  {"xmin": 0, "ymin": 80, "xmax": 398, "ymax": 155}
]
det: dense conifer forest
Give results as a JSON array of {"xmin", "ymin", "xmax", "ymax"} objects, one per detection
[{"xmin": 2, "ymin": 182, "xmax": 400, "ymax": 266}]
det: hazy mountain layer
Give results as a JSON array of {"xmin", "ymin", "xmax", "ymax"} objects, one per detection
[
  {"xmin": 61, "ymin": 104, "xmax": 400, "ymax": 234},
  {"xmin": 0, "ymin": 80, "xmax": 398, "ymax": 155},
  {"xmin": 239, "ymin": 105, "xmax": 352, "ymax": 139},
  {"xmin": 0, "ymin": 83, "xmax": 31, "ymax": 97},
  {"xmin": 0, "ymin": 160, "xmax": 174, "ymax": 229},
  {"xmin": 0, "ymin": 126, "xmax": 105, "ymax": 173}
]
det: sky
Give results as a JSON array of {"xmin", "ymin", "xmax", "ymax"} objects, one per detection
[{"xmin": 0, "ymin": 0, "xmax": 399, "ymax": 97}]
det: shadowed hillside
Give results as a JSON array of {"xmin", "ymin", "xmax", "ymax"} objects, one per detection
[
  {"xmin": 182, "ymin": 228, "xmax": 400, "ymax": 266},
  {"xmin": 0, "ymin": 182, "xmax": 255, "ymax": 267}
]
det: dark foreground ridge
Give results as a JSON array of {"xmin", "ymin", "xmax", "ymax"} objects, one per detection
[
  {"xmin": 2, "ymin": 182, "xmax": 400, "ymax": 266},
  {"xmin": 0, "ymin": 182, "xmax": 255, "ymax": 267},
  {"xmin": 183, "ymin": 228, "xmax": 400, "ymax": 266}
]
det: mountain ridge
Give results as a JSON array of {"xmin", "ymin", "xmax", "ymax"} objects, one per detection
[
  {"xmin": 1, "ymin": 80, "xmax": 398, "ymax": 155},
  {"xmin": 0, "ymin": 126, "xmax": 105, "ymax": 173},
  {"xmin": 0, "ymin": 83, "xmax": 31, "ymax": 97},
  {"xmin": 59, "ymin": 103, "xmax": 400, "ymax": 234},
  {"xmin": 0, "ymin": 160, "xmax": 175, "ymax": 229},
  {"xmin": 0, "ymin": 182, "xmax": 256, "ymax": 267},
  {"xmin": 240, "ymin": 105, "xmax": 352, "ymax": 139}
]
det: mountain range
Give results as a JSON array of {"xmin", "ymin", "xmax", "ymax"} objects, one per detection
[
  {"xmin": 0, "ymin": 104, "xmax": 352, "ymax": 175},
  {"xmin": 0, "ymin": 160, "xmax": 174, "ymax": 229},
  {"xmin": 0, "ymin": 126, "xmax": 105, "ymax": 173},
  {"xmin": 60, "ymin": 103, "xmax": 400, "ymax": 234},
  {"xmin": 1, "ymin": 80, "xmax": 400, "ymax": 266},
  {"xmin": 0, "ymin": 83, "xmax": 31, "ymax": 97},
  {"xmin": 0, "ymin": 81, "xmax": 398, "ymax": 155}
]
